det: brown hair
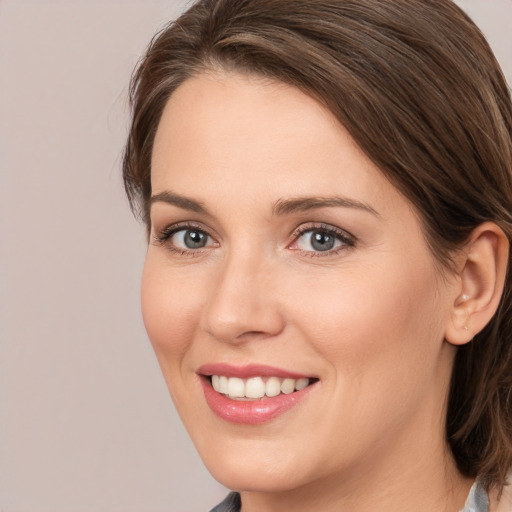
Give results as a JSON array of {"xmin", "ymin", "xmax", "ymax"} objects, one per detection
[{"xmin": 123, "ymin": 0, "xmax": 512, "ymax": 491}]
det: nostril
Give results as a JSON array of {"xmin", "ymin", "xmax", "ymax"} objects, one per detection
[
  {"xmin": 201, "ymin": 276, "xmax": 286, "ymax": 343},
  {"xmin": 235, "ymin": 330, "xmax": 275, "ymax": 342}
]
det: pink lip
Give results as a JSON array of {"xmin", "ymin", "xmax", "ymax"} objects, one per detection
[
  {"xmin": 197, "ymin": 364, "xmax": 317, "ymax": 425},
  {"xmin": 197, "ymin": 363, "xmax": 311, "ymax": 379}
]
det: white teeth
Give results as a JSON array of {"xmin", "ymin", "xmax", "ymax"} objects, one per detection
[
  {"xmin": 218, "ymin": 375, "xmax": 228, "ymax": 394},
  {"xmin": 227, "ymin": 377, "xmax": 245, "ymax": 398},
  {"xmin": 245, "ymin": 377, "xmax": 266, "ymax": 398},
  {"xmin": 280, "ymin": 378, "xmax": 295, "ymax": 394},
  {"xmin": 265, "ymin": 377, "xmax": 281, "ymax": 397},
  {"xmin": 210, "ymin": 375, "xmax": 313, "ymax": 398},
  {"xmin": 295, "ymin": 378, "xmax": 309, "ymax": 391}
]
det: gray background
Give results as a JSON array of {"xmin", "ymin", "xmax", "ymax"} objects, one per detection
[{"xmin": 0, "ymin": 1, "xmax": 510, "ymax": 511}]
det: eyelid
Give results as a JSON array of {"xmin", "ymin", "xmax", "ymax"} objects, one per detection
[
  {"xmin": 152, "ymin": 221, "xmax": 219, "ymax": 253},
  {"xmin": 152, "ymin": 220, "xmax": 355, "ymax": 257},
  {"xmin": 288, "ymin": 222, "xmax": 356, "ymax": 255},
  {"xmin": 153, "ymin": 221, "xmax": 206, "ymax": 241}
]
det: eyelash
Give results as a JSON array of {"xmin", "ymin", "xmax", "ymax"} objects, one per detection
[
  {"xmin": 153, "ymin": 222, "xmax": 214, "ymax": 257},
  {"xmin": 290, "ymin": 223, "xmax": 356, "ymax": 258},
  {"xmin": 153, "ymin": 222, "xmax": 356, "ymax": 258}
]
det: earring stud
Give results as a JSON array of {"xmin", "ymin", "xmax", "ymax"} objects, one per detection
[{"xmin": 461, "ymin": 294, "xmax": 470, "ymax": 301}]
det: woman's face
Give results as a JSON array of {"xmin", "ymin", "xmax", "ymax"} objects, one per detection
[{"xmin": 143, "ymin": 72, "xmax": 459, "ymax": 492}]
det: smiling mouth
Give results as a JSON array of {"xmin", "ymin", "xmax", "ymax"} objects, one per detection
[
  {"xmin": 199, "ymin": 367, "xmax": 319, "ymax": 423},
  {"xmin": 207, "ymin": 375, "xmax": 318, "ymax": 400}
]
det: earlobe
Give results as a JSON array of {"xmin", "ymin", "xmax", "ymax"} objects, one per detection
[{"xmin": 445, "ymin": 222, "xmax": 509, "ymax": 346}]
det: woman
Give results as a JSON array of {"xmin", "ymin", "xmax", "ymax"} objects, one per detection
[{"xmin": 123, "ymin": 0, "xmax": 512, "ymax": 510}]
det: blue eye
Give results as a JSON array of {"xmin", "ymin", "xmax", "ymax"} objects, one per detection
[
  {"xmin": 170, "ymin": 228, "xmax": 211, "ymax": 249},
  {"xmin": 154, "ymin": 224, "xmax": 216, "ymax": 254},
  {"xmin": 304, "ymin": 231, "xmax": 338, "ymax": 251},
  {"xmin": 296, "ymin": 230, "xmax": 341, "ymax": 252},
  {"xmin": 292, "ymin": 225, "xmax": 354, "ymax": 254}
]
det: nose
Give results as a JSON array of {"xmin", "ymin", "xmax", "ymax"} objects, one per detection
[{"xmin": 201, "ymin": 251, "xmax": 285, "ymax": 344}]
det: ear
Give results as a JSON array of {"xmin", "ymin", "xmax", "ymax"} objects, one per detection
[{"xmin": 445, "ymin": 222, "xmax": 509, "ymax": 346}]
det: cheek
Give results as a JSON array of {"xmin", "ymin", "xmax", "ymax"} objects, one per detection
[
  {"xmin": 280, "ymin": 259, "xmax": 451, "ymax": 460},
  {"xmin": 140, "ymin": 257, "xmax": 203, "ymax": 366},
  {"xmin": 288, "ymin": 256, "xmax": 447, "ymax": 383}
]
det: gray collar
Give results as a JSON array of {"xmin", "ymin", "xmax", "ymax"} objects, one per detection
[
  {"xmin": 211, "ymin": 480, "xmax": 489, "ymax": 512},
  {"xmin": 460, "ymin": 480, "xmax": 489, "ymax": 512}
]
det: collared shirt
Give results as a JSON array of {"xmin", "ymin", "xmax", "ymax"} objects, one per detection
[
  {"xmin": 209, "ymin": 480, "xmax": 490, "ymax": 512},
  {"xmin": 460, "ymin": 480, "xmax": 489, "ymax": 512},
  {"xmin": 209, "ymin": 492, "xmax": 240, "ymax": 512}
]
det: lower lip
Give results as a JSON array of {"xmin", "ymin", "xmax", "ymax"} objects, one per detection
[{"xmin": 201, "ymin": 378, "xmax": 315, "ymax": 424}]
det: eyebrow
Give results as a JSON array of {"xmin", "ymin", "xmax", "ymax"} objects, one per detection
[
  {"xmin": 150, "ymin": 191, "xmax": 211, "ymax": 216},
  {"xmin": 150, "ymin": 190, "xmax": 379, "ymax": 217},
  {"xmin": 272, "ymin": 196, "xmax": 379, "ymax": 217}
]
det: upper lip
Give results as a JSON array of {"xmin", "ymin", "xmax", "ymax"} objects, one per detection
[{"xmin": 197, "ymin": 363, "xmax": 313, "ymax": 379}]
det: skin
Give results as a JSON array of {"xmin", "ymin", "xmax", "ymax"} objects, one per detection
[{"xmin": 142, "ymin": 71, "xmax": 487, "ymax": 511}]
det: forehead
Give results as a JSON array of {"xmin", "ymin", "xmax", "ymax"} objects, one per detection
[
  {"xmin": 151, "ymin": 71, "xmax": 350, "ymax": 171},
  {"xmin": 150, "ymin": 71, "xmax": 409, "ymax": 222}
]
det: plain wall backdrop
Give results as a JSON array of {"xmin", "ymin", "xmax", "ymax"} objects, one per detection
[{"xmin": 0, "ymin": 1, "xmax": 511, "ymax": 511}]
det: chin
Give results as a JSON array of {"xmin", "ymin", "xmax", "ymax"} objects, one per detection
[
  {"xmin": 193, "ymin": 433, "xmax": 321, "ymax": 493},
  {"xmin": 205, "ymin": 458, "xmax": 306, "ymax": 493}
]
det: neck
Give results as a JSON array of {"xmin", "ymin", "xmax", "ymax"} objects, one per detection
[
  {"xmin": 240, "ymin": 448, "xmax": 473, "ymax": 512},
  {"xmin": 240, "ymin": 400, "xmax": 474, "ymax": 512}
]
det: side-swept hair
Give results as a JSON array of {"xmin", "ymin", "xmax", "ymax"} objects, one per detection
[{"xmin": 123, "ymin": 0, "xmax": 512, "ymax": 491}]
